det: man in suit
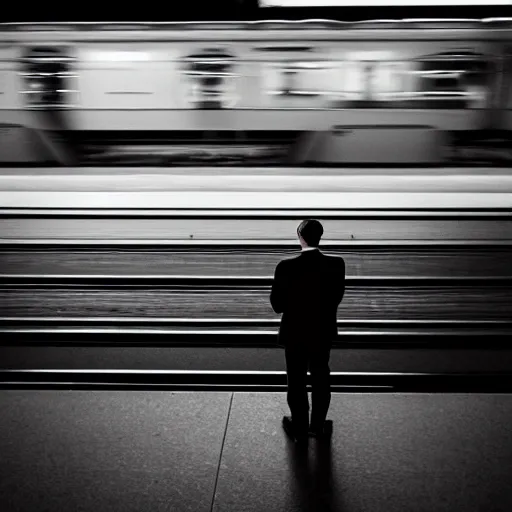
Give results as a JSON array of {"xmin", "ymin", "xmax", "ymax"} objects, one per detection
[{"xmin": 270, "ymin": 219, "xmax": 345, "ymax": 444}]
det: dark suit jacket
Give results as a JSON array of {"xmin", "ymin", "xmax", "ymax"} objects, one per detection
[{"xmin": 270, "ymin": 249, "xmax": 345, "ymax": 349}]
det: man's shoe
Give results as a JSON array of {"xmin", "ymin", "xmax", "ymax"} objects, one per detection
[
  {"xmin": 282, "ymin": 416, "xmax": 309, "ymax": 445},
  {"xmin": 308, "ymin": 419, "xmax": 333, "ymax": 439}
]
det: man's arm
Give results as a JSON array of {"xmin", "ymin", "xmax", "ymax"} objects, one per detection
[
  {"xmin": 333, "ymin": 258, "xmax": 346, "ymax": 306},
  {"xmin": 270, "ymin": 261, "xmax": 286, "ymax": 314}
]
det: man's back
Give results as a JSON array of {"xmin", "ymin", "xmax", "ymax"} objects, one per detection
[{"xmin": 270, "ymin": 249, "xmax": 345, "ymax": 347}]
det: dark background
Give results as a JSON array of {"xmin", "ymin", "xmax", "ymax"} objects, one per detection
[{"xmin": 1, "ymin": 1, "xmax": 511, "ymax": 23}]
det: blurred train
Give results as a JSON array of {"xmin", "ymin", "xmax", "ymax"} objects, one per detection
[{"xmin": 1, "ymin": 18, "xmax": 512, "ymax": 167}]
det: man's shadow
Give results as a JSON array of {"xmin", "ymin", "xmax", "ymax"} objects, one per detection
[{"xmin": 284, "ymin": 436, "xmax": 345, "ymax": 512}]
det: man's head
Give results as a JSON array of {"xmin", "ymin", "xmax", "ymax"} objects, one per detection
[{"xmin": 297, "ymin": 219, "xmax": 323, "ymax": 248}]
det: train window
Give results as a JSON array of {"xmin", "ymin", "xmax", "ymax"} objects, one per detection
[
  {"xmin": 262, "ymin": 60, "xmax": 341, "ymax": 107},
  {"xmin": 404, "ymin": 51, "xmax": 492, "ymax": 108},
  {"xmin": 180, "ymin": 49, "xmax": 239, "ymax": 109},
  {"xmin": 329, "ymin": 59, "xmax": 411, "ymax": 108},
  {"xmin": 259, "ymin": 55, "xmax": 491, "ymax": 110},
  {"xmin": 19, "ymin": 47, "xmax": 78, "ymax": 109},
  {"xmin": 337, "ymin": 56, "xmax": 492, "ymax": 109}
]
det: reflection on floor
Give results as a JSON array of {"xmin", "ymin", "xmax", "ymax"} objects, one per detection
[{"xmin": 1, "ymin": 390, "xmax": 511, "ymax": 511}]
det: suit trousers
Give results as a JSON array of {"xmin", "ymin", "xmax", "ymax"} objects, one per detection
[{"xmin": 284, "ymin": 342, "xmax": 332, "ymax": 434}]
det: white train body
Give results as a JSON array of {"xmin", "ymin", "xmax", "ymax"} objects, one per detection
[{"xmin": 0, "ymin": 19, "xmax": 511, "ymax": 166}]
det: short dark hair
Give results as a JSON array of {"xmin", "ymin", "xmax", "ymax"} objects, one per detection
[{"xmin": 297, "ymin": 219, "xmax": 323, "ymax": 247}]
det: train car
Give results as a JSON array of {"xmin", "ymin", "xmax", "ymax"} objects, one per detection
[{"xmin": 0, "ymin": 18, "xmax": 511, "ymax": 167}]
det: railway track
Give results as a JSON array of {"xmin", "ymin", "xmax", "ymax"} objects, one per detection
[
  {"xmin": 1, "ymin": 245, "xmax": 512, "ymax": 277},
  {"xmin": 1, "ymin": 211, "xmax": 512, "ymax": 242},
  {"xmin": 1, "ymin": 264, "xmax": 511, "ymax": 382},
  {"xmin": 1, "ymin": 282, "xmax": 511, "ymax": 320},
  {"xmin": 2, "ymin": 369, "xmax": 511, "ymax": 393},
  {"xmin": 1, "ymin": 203, "xmax": 510, "ymax": 390}
]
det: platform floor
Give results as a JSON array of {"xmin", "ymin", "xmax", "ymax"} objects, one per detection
[{"xmin": 1, "ymin": 390, "xmax": 511, "ymax": 512}]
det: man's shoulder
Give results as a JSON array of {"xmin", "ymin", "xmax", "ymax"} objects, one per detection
[
  {"xmin": 277, "ymin": 251, "xmax": 345, "ymax": 267},
  {"xmin": 278, "ymin": 254, "xmax": 301, "ymax": 265},
  {"xmin": 322, "ymin": 252, "xmax": 345, "ymax": 265},
  {"xmin": 274, "ymin": 256, "xmax": 295, "ymax": 274}
]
